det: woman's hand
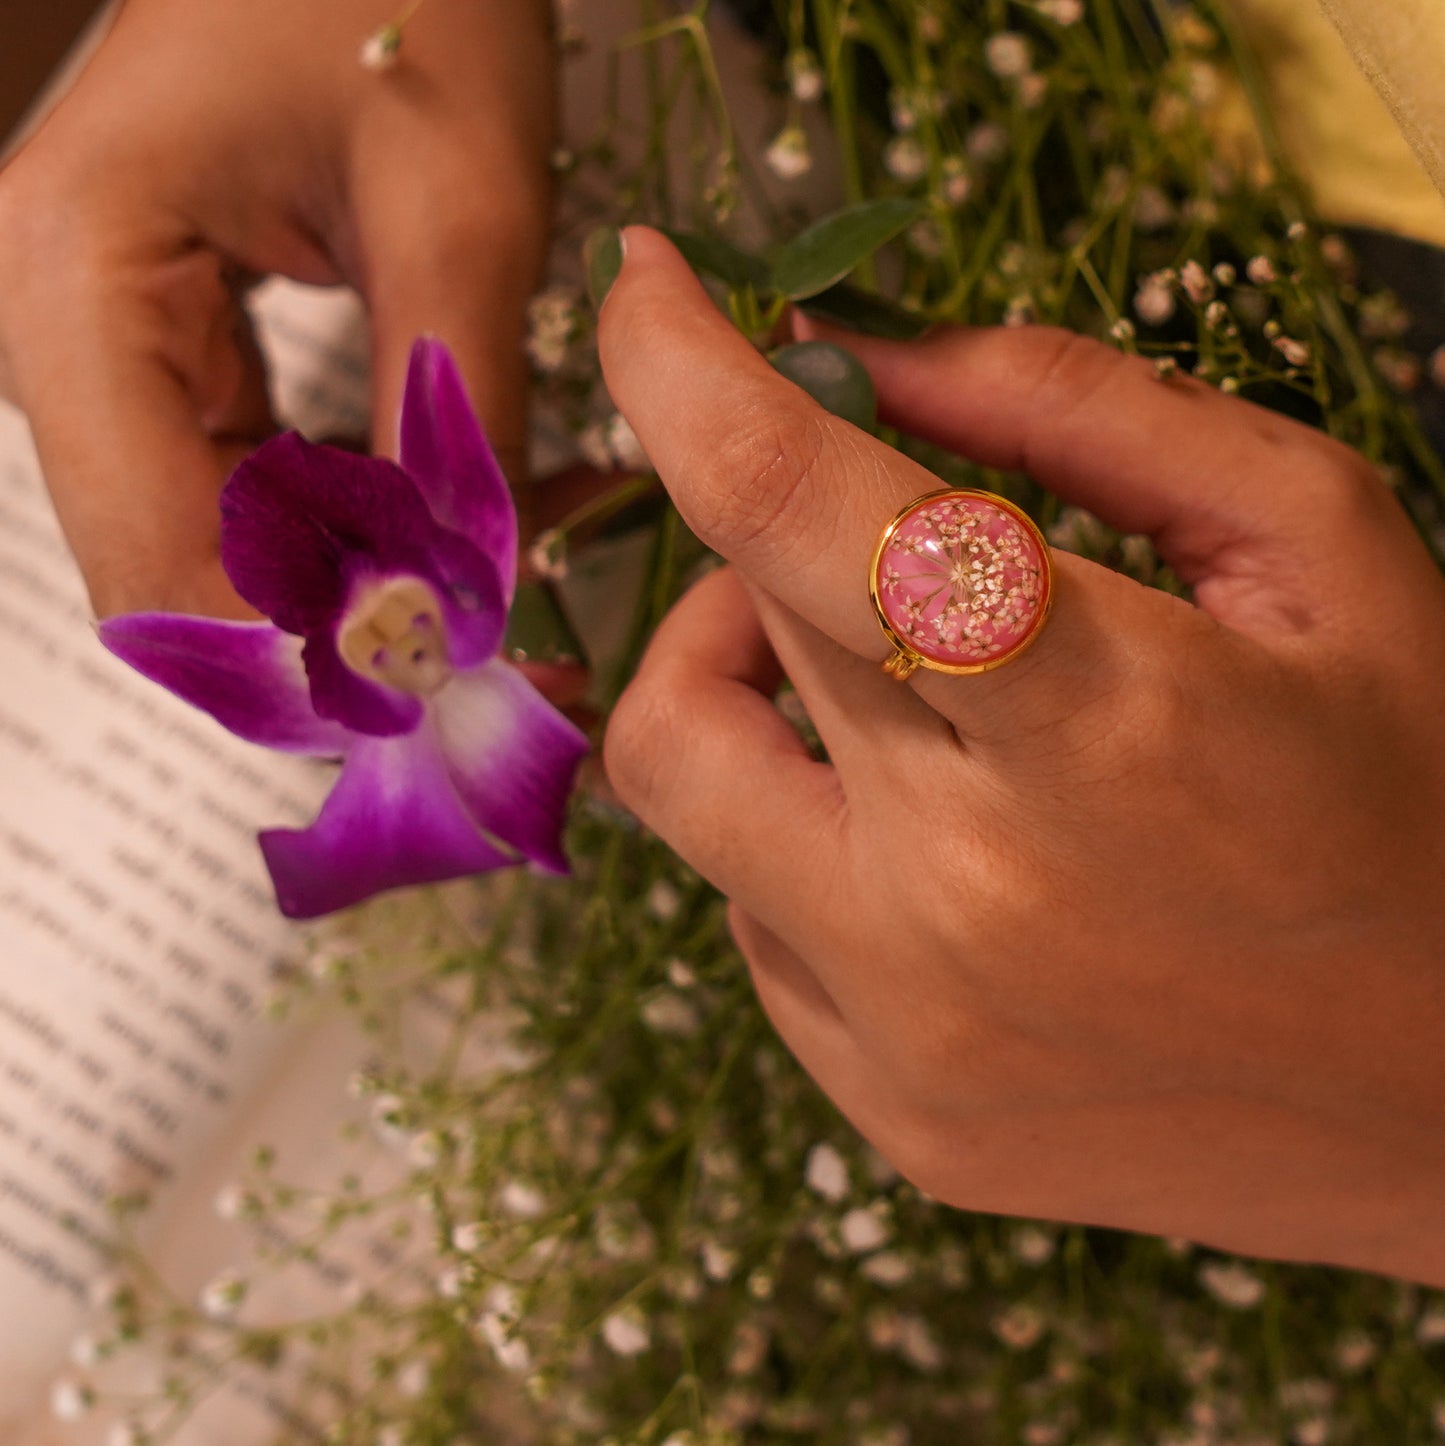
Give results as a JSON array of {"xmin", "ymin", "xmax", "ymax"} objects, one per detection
[
  {"xmin": 599, "ymin": 227, "xmax": 1445, "ymax": 1286},
  {"xmin": 0, "ymin": 0, "xmax": 553, "ymax": 618}
]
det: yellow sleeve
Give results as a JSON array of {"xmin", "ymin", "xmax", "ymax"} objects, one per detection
[
  {"xmin": 1215, "ymin": 0, "xmax": 1445, "ymax": 246},
  {"xmin": 1317, "ymin": 0, "xmax": 1445, "ymax": 204}
]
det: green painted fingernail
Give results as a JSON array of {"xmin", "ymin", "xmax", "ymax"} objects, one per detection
[{"xmin": 585, "ymin": 226, "xmax": 624, "ymax": 311}]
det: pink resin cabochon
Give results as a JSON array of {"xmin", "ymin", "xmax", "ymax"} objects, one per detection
[{"xmin": 872, "ymin": 491, "xmax": 1051, "ymax": 670}]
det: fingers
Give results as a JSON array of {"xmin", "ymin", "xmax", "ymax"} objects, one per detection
[
  {"xmin": 598, "ymin": 227, "xmax": 1168, "ymax": 740},
  {"xmin": 739, "ymin": 581, "xmax": 958, "ymax": 783},
  {"xmin": 361, "ymin": 197, "xmax": 541, "ymax": 484},
  {"xmin": 604, "ymin": 566, "xmax": 848, "ymax": 939},
  {"xmin": 350, "ymin": 7, "xmax": 556, "ymax": 487},
  {"xmin": 798, "ymin": 319, "xmax": 1424, "ymax": 640},
  {"xmin": 729, "ymin": 902, "xmax": 921, "ymax": 1181},
  {"xmin": 1, "ymin": 229, "xmax": 271, "ymax": 618},
  {"xmin": 599, "ymin": 228, "xmax": 981, "ymax": 663}
]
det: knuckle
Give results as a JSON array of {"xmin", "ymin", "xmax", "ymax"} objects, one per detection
[
  {"xmin": 602, "ymin": 668, "xmax": 689, "ymax": 817},
  {"xmin": 1310, "ymin": 443, "xmax": 1397, "ymax": 529},
  {"xmin": 698, "ymin": 392, "xmax": 831, "ymax": 563}
]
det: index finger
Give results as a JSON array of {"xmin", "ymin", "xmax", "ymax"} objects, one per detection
[{"xmin": 598, "ymin": 228, "xmax": 1399, "ymax": 677}]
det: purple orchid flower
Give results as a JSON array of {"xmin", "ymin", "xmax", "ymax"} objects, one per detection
[{"xmin": 100, "ymin": 339, "xmax": 589, "ymax": 919}]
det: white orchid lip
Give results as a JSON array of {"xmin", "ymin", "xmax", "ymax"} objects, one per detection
[{"xmin": 337, "ymin": 575, "xmax": 453, "ymax": 697}]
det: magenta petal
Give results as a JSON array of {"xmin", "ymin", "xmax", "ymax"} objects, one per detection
[
  {"xmin": 433, "ymin": 660, "xmax": 589, "ymax": 874},
  {"xmin": 99, "ymin": 614, "xmax": 352, "ymax": 756},
  {"xmin": 399, "ymin": 339, "xmax": 518, "ymax": 602},
  {"xmin": 221, "ymin": 433, "xmax": 455, "ymax": 633},
  {"xmin": 302, "ymin": 631, "xmax": 424, "ymax": 737},
  {"xmin": 259, "ymin": 724, "xmax": 515, "ymax": 918}
]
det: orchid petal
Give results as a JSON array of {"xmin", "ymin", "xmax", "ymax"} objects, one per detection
[
  {"xmin": 433, "ymin": 660, "xmax": 589, "ymax": 874},
  {"xmin": 259, "ymin": 722, "xmax": 515, "ymax": 919},
  {"xmin": 302, "ymin": 631, "xmax": 424, "ymax": 737},
  {"xmin": 99, "ymin": 614, "xmax": 353, "ymax": 756},
  {"xmin": 221, "ymin": 433, "xmax": 468, "ymax": 632},
  {"xmin": 400, "ymin": 339, "xmax": 518, "ymax": 603}
]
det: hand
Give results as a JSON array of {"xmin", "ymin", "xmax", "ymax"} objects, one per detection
[
  {"xmin": 599, "ymin": 227, "xmax": 1445, "ymax": 1286},
  {"xmin": 0, "ymin": 0, "xmax": 553, "ymax": 617}
]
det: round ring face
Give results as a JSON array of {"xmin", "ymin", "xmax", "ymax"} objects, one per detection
[{"xmin": 870, "ymin": 490, "xmax": 1052, "ymax": 673}]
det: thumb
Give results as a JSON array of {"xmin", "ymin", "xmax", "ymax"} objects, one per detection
[{"xmin": 795, "ymin": 318, "xmax": 1411, "ymax": 638}]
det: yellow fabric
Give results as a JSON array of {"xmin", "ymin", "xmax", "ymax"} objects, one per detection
[{"xmin": 1213, "ymin": 0, "xmax": 1445, "ymax": 246}]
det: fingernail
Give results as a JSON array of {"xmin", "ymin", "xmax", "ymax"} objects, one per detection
[
  {"xmin": 584, "ymin": 226, "xmax": 625, "ymax": 311},
  {"xmin": 505, "ymin": 579, "xmax": 587, "ymax": 668}
]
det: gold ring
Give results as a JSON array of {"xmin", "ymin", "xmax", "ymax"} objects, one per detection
[{"xmin": 869, "ymin": 488, "xmax": 1053, "ymax": 681}]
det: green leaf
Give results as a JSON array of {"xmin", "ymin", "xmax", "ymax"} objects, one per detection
[
  {"xmin": 769, "ymin": 198, "xmax": 926, "ymax": 301},
  {"xmin": 796, "ymin": 281, "xmax": 931, "ymax": 340},
  {"xmin": 768, "ymin": 341, "xmax": 877, "ymax": 432},
  {"xmin": 662, "ymin": 229, "xmax": 770, "ymax": 290}
]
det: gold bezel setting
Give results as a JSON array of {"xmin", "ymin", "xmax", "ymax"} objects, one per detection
[{"xmin": 868, "ymin": 488, "xmax": 1054, "ymax": 679}]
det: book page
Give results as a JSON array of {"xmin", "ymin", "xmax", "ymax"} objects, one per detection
[{"xmin": 0, "ymin": 281, "xmax": 367, "ymax": 1432}]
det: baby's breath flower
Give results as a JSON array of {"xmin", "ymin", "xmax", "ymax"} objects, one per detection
[
  {"xmin": 641, "ymin": 991, "xmax": 700, "ymax": 1036},
  {"xmin": 1019, "ymin": 73, "xmax": 1049, "ymax": 108},
  {"xmin": 940, "ymin": 156, "xmax": 972, "ymax": 206},
  {"xmin": 985, "ymin": 32, "xmax": 1033, "ymax": 79},
  {"xmin": 214, "ymin": 1182, "xmax": 257, "ymax": 1221},
  {"xmin": 606, "ymin": 413, "xmax": 650, "ymax": 472},
  {"xmin": 70, "ymin": 1333, "xmax": 101, "ymax": 1368},
  {"xmin": 602, "ymin": 1307, "xmax": 651, "ymax": 1356},
  {"xmin": 199, "ymin": 1270, "xmax": 247, "ymax": 1320},
  {"xmin": 890, "ymin": 88, "xmax": 919, "ymax": 133},
  {"xmin": 51, "ymin": 1378, "xmax": 94, "ymax": 1421},
  {"xmin": 1199, "ymin": 1260, "xmax": 1265, "ymax": 1309},
  {"xmin": 1333, "ymin": 1329, "xmax": 1377, "ymax": 1373},
  {"xmin": 1109, "ymin": 317, "xmax": 1136, "ymax": 342},
  {"xmin": 87, "ymin": 1273, "xmax": 128, "ymax": 1311},
  {"xmin": 898, "ymin": 1314, "xmax": 944, "ymax": 1372},
  {"xmin": 451, "ymin": 1221, "xmax": 486, "ymax": 1253},
  {"xmin": 526, "ymin": 287, "xmax": 578, "ymax": 375},
  {"xmin": 647, "ymin": 878, "xmax": 681, "ymax": 920},
  {"xmin": 883, "ymin": 136, "xmax": 928, "ymax": 183},
  {"xmin": 861, "ymin": 1250, "xmax": 913, "ymax": 1286},
  {"xmin": 1246, "ymin": 254, "xmax": 1278, "ymax": 285},
  {"xmin": 907, "ymin": 219, "xmax": 944, "ymax": 259},
  {"xmin": 107, "ymin": 1424, "xmax": 144, "ymax": 1446},
  {"xmin": 728, "ymin": 1320, "xmax": 769, "ymax": 1375},
  {"xmin": 1179, "ymin": 260, "xmax": 1213, "ymax": 305},
  {"xmin": 764, "ymin": 126, "xmax": 813, "ymax": 181},
  {"xmin": 1418, "ymin": 1305, "xmax": 1445, "ymax": 1344},
  {"xmin": 1134, "ymin": 274, "xmax": 1177, "ymax": 327},
  {"xmin": 966, "ymin": 122, "xmax": 1010, "ymax": 164},
  {"xmin": 841, "ymin": 1205, "xmax": 891, "ymax": 1254},
  {"xmin": 805, "ymin": 1141, "xmax": 850, "ymax": 1201},
  {"xmin": 1132, "ymin": 185, "xmax": 1175, "ymax": 231},
  {"xmin": 407, "ymin": 1129, "xmax": 445, "ymax": 1168},
  {"xmin": 577, "ymin": 420, "xmax": 613, "ymax": 472},
  {"xmin": 1036, "ymin": 0, "xmax": 1083, "ymax": 22},
  {"xmin": 397, "ymin": 1358, "xmax": 430, "ymax": 1397},
  {"xmin": 499, "ymin": 1180, "xmax": 547, "ymax": 1219},
  {"xmin": 359, "ymin": 25, "xmax": 402, "ymax": 71},
  {"xmin": 1273, "ymin": 336, "xmax": 1312, "ymax": 368},
  {"xmin": 993, "ymin": 1303, "xmax": 1046, "ymax": 1350},
  {"xmin": 1212, "ymin": 261, "xmax": 1237, "ymax": 286},
  {"xmin": 478, "ymin": 1309, "xmax": 532, "ymax": 1372},
  {"xmin": 702, "ymin": 1239, "xmax": 739, "ymax": 1281},
  {"xmin": 1009, "ymin": 1224, "xmax": 1057, "ymax": 1265},
  {"xmin": 787, "ymin": 48, "xmax": 824, "ymax": 102}
]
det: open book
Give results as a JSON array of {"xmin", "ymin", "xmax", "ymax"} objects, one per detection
[
  {"xmin": 0, "ymin": 282, "xmax": 410, "ymax": 1445},
  {"xmin": 0, "ymin": 10, "xmax": 812, "ymax": 1438}
]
